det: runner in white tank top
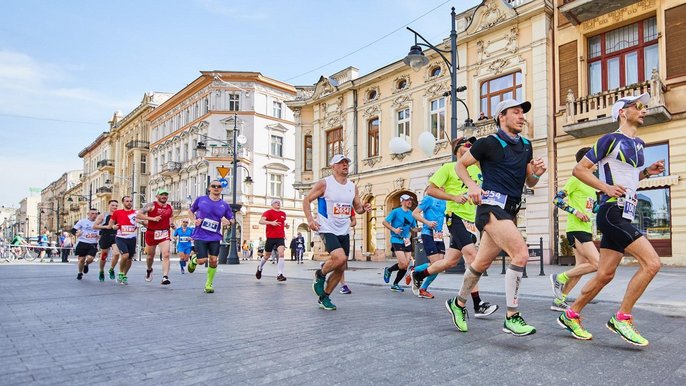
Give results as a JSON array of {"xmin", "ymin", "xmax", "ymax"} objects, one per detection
[{"xmin": 316, "ymin": 175, "xmax": 355, "ymax": 236}]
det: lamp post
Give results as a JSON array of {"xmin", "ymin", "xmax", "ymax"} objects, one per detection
[
  {"xmin": 67, "ymin": 183, "xmax": 93, "ymax": 212},
  {"xmin": 404, "ymin": 6, "xmax": 463, "ymax": 161}
]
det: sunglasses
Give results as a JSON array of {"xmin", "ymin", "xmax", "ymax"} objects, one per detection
[
  {"xmin": 625, "ymin": 101, "xmax": 646, "ymax": 111},
  {"xmin": 210, "ymin": 185, "xmax": 222, "ymax": 188}
]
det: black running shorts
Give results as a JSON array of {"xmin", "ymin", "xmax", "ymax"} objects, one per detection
[
  {"xmin": 597, "ymin": 204, "xmax": 642, "ymax": 253},
  {"xmin": 320, "ymin": 233, "xmax": 350, "ymax": 257}
]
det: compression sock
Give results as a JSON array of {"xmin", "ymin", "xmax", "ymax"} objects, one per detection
[
  {"xmin": 393, "ymin": 269, "xmax": 407, "ymax": 285},
  {"xmin": 277, "ymin": 258, "xmax": 284, "ymax": 275},
  {"xmin": 206, "ymin": 267, "xmax": 217, "ymax": 286},
  {"xmin": 505, "ymin": 265, "xmax": 525, "ymax": 313},
  {"xmin": 421, "ymin": 273, "xmax": 437, "ymax": 290}
]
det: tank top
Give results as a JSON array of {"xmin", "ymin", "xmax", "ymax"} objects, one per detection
[
  {"xmin": 317, "ymin": 175, "xmax": 355, "ymax": 236},
  {"xmin": 147, "ymin": 201, "xmax": 173, "ymax": 231},
  {"xmin": 100, "ymin": 214, "xmax": 117, "ymax": 237}
]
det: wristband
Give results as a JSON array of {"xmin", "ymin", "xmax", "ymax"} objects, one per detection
[{"xmin": 531, "ymin": 173, "xmax": 540, "ymax": 179}]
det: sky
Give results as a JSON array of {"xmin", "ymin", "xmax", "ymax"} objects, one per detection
[{"xmin": 0, "ymin": 0, "xmax": 481, "ymax": 208}]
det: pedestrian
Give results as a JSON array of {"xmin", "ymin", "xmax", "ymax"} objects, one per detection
[
  {"xmin": 411, "ymin": 137, "xmax": 498, "ymax": 318},
  {"xmin": 93, "ymin": 200, "xmax": 121, "ymax": 282},
  {"xmin": 109, "ymin": 196, "xmax": 139, "ymax": 285},
  {"xmin": 382, "ymin": 194, "xmax": 416, "ymax": 292},
  {"xmin": 174, "ymin": 219, "xmax": 194, "ymax": 273},
  {"xmin": 558, "ymin": 93, "xmax": 664, "ymax": 346},
  {"xmin": 549, "ymin": 147, "xmax": 599, "ymax": 311},
  {"xmin": 303, "ymin": 154, "xmax": 371, "ymax": 310},
  {"xmin": 38, "ymin": 228, "xmax": 49, "ymax": 262},
  {"xmin": 60, "ymin": 231, "xmax": 73, "ymax": 263},
  {"xmin": 73, "ymin": 208, "xmax": 100, "ymax": 280},
  {"xmin": 289, "ymin": 237, "xmax": 297, "ymax": 261},
  {"xmin": 256, "ymin": 199, "xmax": 289, "ymax": 281},
  {"xmin": 257, "ymin": 237, "xmax": 265, "ymax": 259},
  {"xmin": 187, "ymin": 180, "xmax": 234, "ymax": 293},
  {"xmin": 241, "ymin": 240, "xmax": 250, "ymax": 260},
  {"xmin": 294, "ymin": 232, "xmax": 305, "ymax": 264},
  {"xmin": 448, "ymin": 99, "xmax": 545, "ymax": 336}
]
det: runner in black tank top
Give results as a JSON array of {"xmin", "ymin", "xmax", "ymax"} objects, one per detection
[{"xmin": 93, "ymin": 200, "xmax": 121, "ymax": 282}]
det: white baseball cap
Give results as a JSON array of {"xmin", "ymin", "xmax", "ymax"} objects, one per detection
[
  {"xmin": 399, "ymin": 194, "xmax": 412, "ymax": 202},
  {"xmin": 611, "ymin": 92, "xmax": 650, "ymax": 122},
  {"xmin": 494, "ymin": 99, "xmax": 531, "ymax": 127},
  {"xmin": 330, "ymin": 154, "xmax": 351, "ymax": 165}
]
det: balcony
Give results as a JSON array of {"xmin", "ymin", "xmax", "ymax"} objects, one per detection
[
  {"xmin": 97, "ymin": 159, "xmax": 115, "ymax": 171},
  {"xmin": 464, "ymin": 120, "xmax": 498, "ymax": 140},
  {"xmin": 160, "ymin": 161, "xmax": 181, "ymax": 176},
  {"xmin": 170, "ymin": 201, "xmax": 186, "ymax": 211},
  {"xmin": 126, "ymin": 140, "xmax": 150, "ymax": 150},
  {"xmin": 69, "ymin": 204, "xmax": 80, "ymax": 212},
  {"xmin": 204, "ymin": 146, "xmax": 251, "ymax": 159},
  {"xmin": 562, "ymin": 70, "xmax": 671, "ymax": 138},
  {"xmin": 559, "ymin": 0, "xmax": 641, "ymax": 26},
  {"xmin": 96, "ymin": 186, "xmax": 112, "ymax": 197}
]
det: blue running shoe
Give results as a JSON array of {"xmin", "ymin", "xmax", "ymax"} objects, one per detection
[
  {"xmin": 383, "ymin": 267, "xmax": 391, "ymax": 283},
  {"xmin": 390, "ymin": 284, "xmax": 404, "ymax": 292}
]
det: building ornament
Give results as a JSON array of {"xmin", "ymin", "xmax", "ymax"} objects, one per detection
[
  {"xmin": 581, "ymin": 0, "xmax": 656, "ymax": 32},
  {"xmin": 423, "ymin": 82, "xmax": 449, "ymax": 98},
  {"xmin": 392, "ymin": 75, "xmax": 412, "ymax": 94},
  {"xmin": 363, "ymin": 86, "xmax": 380, "ymax": 104},
  {"xmin": 362, "ymin": 105, "xmax": 381, "ymax": 118},
  {"xmin": 362, "ymin": 183, "xmax": 373, "ymax": 196},
  {"xmin": 433, "ymin": 140, "xmax": 449, "ymax": 155},
  {"xmin": 391, "ymin": 95, "xmax": 412, "ymax": 109},
  {"xmin": 393, "ymin": 177, "xmax": 406, "ymax": 190},
  {"xmin": 479, "ymin": 0, "xmax": 506, "ymax": 31},
  {"xmin": 361, "ymin": 156, "xmax": 382, "ymax": 168},
  {"xmin": 488, "ymin": 58, "xmax": 510, "ymax": 75}
]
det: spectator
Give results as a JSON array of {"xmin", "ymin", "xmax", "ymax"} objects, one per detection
[
  {"xmin": 477, "ymin": 111, "xmax": 488, "ymax": 121},
  {"xmin": 60, "ymin": 231, "xmax": 73, "ymax": 263}
]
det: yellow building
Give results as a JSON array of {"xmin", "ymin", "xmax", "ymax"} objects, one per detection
[
  {"xmin": 288, "ymin": 0, "xmax": 555, "ymax": 260},
  {"xmin": 554, "ymin": 0, "xmax": 686, "ymax": 265},
  {"xmin": 77, "ymin": 132, "xmax": 112, "ymax": 215}
]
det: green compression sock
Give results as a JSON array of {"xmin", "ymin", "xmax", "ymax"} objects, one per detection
[
  {"xmin": 206, "ymin": 267, "xmax": 217, "ymax": 286},
  {"xmin": 558, "ymin": 272, "xmax": 569, "ymax": 284}
]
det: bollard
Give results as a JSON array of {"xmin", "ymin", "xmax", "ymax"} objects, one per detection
[{"xmin": 538, "ymin": 237, "xmax": 545, "ymax": 276}]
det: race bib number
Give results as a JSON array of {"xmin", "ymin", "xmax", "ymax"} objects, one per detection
[
  {"xmin": 482, "ymin": 190, "xmax": 507, "ymax": 209},
  {"xmin": 179, "ymin": 236, "xmax": 191, "ymax": 243},
  {"xmin": 85, "ymin": 232, "xmax": 99, "ymax": 240},
  {"xmin": 433, "ymin": 232, "xmax": 443, "ymax": 242},
  {"xmin": 462, "ymin": 219, "xmax": 479, "ymax": 238},
  {"xmin": 403, "ymin": 238, "xmax": 411, "ymax": 247},
  {"xmin": 333, "ymin": 203, "xmax": 352, "ymax": 218},
  {"xmin": 621, "ymin": 195, "xmax": 638, "ymax": 221},
  {"xmin": 120, "ymin": 225, "xmax": 136, "ymax": 236},
  {"xmin": 586, "ymin": 197, "xmax": 594, "ymax": 210},
  {"xmin": 201, "ymin": 218, "xmax": 220, "ymax": 233},
  {"xmin": 154, "ymin": 230, "xmax": 169, "ymax": 240}
]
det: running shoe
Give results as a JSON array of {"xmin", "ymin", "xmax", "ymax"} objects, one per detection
[
  {"xmin": 83, "ymin": 264, "xmax": 89, "ymax": 274},
  {"xmin": 276, "ymin": 274, "xmax": 287, "ymax": 282},
  {"xmin": 411, "ymin": 269, "xmax": 423, "ymax": 296},
  {"xmin": 503, "ymin": 313, "xmax": 536, "ymax": 336},
  {"xmin": 161, "ymin": 276, "xmax": 171, "ymax": 285},
  {"xmin": 318, "ymin": 296, "xmax": 336, "ymax": 311},
  {"xmin": 98, "ymin": 271, "xmax": 105, "ymax": 282},
  {"xmin": 255, "ymin": 267, "xmax": 262, "ymax": 280},
  {"xmin": 188, "ymin": 257, "xmax": 197, "ymax": 273},
  {"xmin": 550, "ymin": 298, "xmax": 569, "ymax": 312},
  {"xmin": 77, "ymin": 272, "xmax": 83, "ymax": 280},
  {"xmin": 312, "ymin": 271, "xmax": 326, "ymax": 297},
  {"xmin": 121, "ymin": 276, "xmax": 128, "ymax": 285},
  {"xmin": 418, "ymin": 289, "xmax": 434, "ymax": 299},
  {"xmin": 390, "ymin": 284, "xmax": 404, "ymax": 292},
  {"xmin": 145, "ymin": 268, "xmax": 153, "ymax": 282},
  {"xmin": 557, "ymin": 313, "xmax": 592, "ymax": 340},
  {"xmin": 109, "ymin": 268, "xmax": 115, "ymax": 280},
  {"xmin": 445, "ymin": 298, "xmax": 468, "ymax": 332},
  {"xmin": 117, "ymin": 273, "xmax": 123, "ymax": 284},
  {"xmin": 383, "ymin": 267, "xmax": 391, "ymax": 284},
  {"xmin": 181, "ymin": 267, "xmax": 185, "ymax": 274},
  {"xmin": 204, "ymin": 284, "xmax": 215, "ymax": 293},
  {"xmin": 339, "ymin": 285, "xmax": 351, "ymax": 294},
  {"xmin": 606, "ymin": 316, "xmax": 648, "ymax": 346},
  {"xmin": 474, "ymin": 301, "xmax": 499, "ymax": 318},
  {"xmin": 550, "ymin": 273, "xmax": 564, "ymax": 299},
  {"xmin": 404, "ymin": 271, "xmax": 412, "ymax": 285}
]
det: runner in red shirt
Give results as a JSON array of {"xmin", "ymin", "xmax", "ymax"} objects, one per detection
[
  {"xmin": 108, "ymin": 196, "xmax": 139, "ymax": 285},
  {"xmin": 138, "ymin": 188, "xmax": 174, "ymax": 285},
  {"xmin": 256, "ymin": 199, "xmax": 290, "ymax": 282}
]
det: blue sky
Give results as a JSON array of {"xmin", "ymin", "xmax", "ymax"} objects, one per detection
[{"xmin": 0, "ymin": 0, "xmax": 480, "ymax": 207}]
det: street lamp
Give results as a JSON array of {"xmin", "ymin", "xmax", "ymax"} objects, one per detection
[
  {"xmin": 195, "ymin": 113, "xmax": 252, "ymax": 265},
  {"xmin": 66, "ymin": 183, "xmax": 93, "ymax": 209},
  {"xmin": 404, "ymin": 6, "xmax": 463, "ymax": 160}
]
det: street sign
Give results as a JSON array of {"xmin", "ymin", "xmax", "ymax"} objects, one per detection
[
  {"xmin": 219, "ymin": 178, "xmax": 229, "ymax": 188},
  {"xmin": 216, "ymin": 166, "xmax": 230, "ymax": 178}
]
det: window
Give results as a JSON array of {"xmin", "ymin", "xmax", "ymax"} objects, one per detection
[
  {"xmin": 430, "ymin": 66, "xmax": 441, "ymax": 77},
  {"xmin": 140, "ymin": 155, "xmax": 147, "ymax": 174},
  {"xmin": 228, "ymin": 94, "xmax": 239, "ymax": 111},
  {"xmin": 326, "ymin": 128, "xmax": 343, "ymax": 162},
  {"xmin": 304, "ymin": 135, "xmax": 312, "ymax": 171},
  {"xmin": 397, "ymin": 108, "xmax": 411, "ymax": 140},
  {"xmin": 270, "ymin": 135, "xmax": 283, "ymax": 157},
  {"xmin": 480, "ymin": 72, "xmax": 523, "ymax": 118},
  {"xmin": 273, "ymin": 101, "xmax": 282, "ymax": 119},
  {"xmin": 367, "ymin": 89, "xmax": 377, "ymax": 101},
  {"xmin": 268, "ymin": 173, "xmax": 283, "ymax": 197},
  {"xmin": 588, "ymin": 17, "xmax": 658, "ymax": 94},
  {"xmin": 397, "ymin": 79, "xmax": 408, "ymax": 90},
  {"xmin": 430, "ymin": 98, "xmax": 447, "ymax": 140},
  {"xmin": 368, "ymin": 118, "xmax": 380, "ymax": 157}
]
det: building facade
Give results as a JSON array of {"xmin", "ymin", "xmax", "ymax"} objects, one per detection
[
  {"xmin": 287, "ymin": 0, "xmax": 555, "ymax": 261},
  {"xmin": 147, "ymin": 71, "xmax": 304, "ymax": 247},
  {"xmin": 17, "ymin": 196, "xmax": 41, "ymax": 239},
  {"xmin": 39, "ymin": 170, "xmax": 81, "ymax": 235},
  {"xmin": 554, "ymin": 0, "xmax": 686, "ymax": 265},
  {"xmin": 77, "ymin": 132, "xmax": 112, "ymax": 215}
]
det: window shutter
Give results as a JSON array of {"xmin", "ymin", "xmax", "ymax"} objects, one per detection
[
  {"xmin": 558, "ymin": 41, "xmax": 578, "ymax": 105},
  {"xmin": 666, "ymin": 4, "xmax": 686, "ymax": 79},
  {"xmin": 558, "ymin": 0, "xmax": 570, "ymax": 27}
]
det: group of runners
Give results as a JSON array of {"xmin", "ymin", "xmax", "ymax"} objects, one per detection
[{"xmin": 67, "ymin": 95, "xmax": 663, "ymax": 347}]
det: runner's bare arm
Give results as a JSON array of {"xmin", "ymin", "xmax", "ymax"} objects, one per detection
[
  {"xmin": 353, "ymin": 185, "xmax": 371, "ymax": 214},
  {"xmin": 426, "ymin": 182, "xmax": 467, "ymax": 204},
  {"xmin": 526, "ymin": 157, "xmax": 547, "ymax": 187},
  {"xmin": 573, "ymin": 157, "xmax": 626, "ymax": 197},
  {"xmin": 136, "ymin": 203, "xmax": 158, "ymax": 221},
  {"xmin": 92, "ymin": 214, "xmax": 108, "ymax": 230},
  {"xmin": 412, "ymin": 206, "xmax": 436, "ymax": 229},
  {"xmin": 455, "ymin": 150, "xmax": 483, "ymax": 205}
]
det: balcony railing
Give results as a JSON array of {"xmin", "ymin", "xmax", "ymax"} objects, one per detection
[
  {"xmin": 69, "ymin": 204, "xmax": 80, "ymax": 212},
  {"xmin": 97, "ymin": 159, "xmax": 115, "ymax": 170},
  {"xmin": 126, "ymin": 140, "xmax": 150, "ymax": 150},
  {"xmin": 464, "ymin": 120, "xmax": 498, "ymax": 140},
  {"xmin": 562, "ymin": 69, "xmax": 670, "ymax": 138},
  {"xmin": 170, "ymin": 201, "xmax": 186, "ymax": 210},
  {"xmin": 96, "ymin": 186, "xmax": 112, "ymax": 196},
  {"xmin": 160, "ymin": 161, "xmax": 181, "ymax": 176},
  {"xmin": 560, "ymin": 0, "xmax": 641, "ymax": 26}
]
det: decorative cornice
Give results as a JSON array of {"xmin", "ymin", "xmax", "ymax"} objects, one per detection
[
  {"xmin": 361, "ymin": 156, "xmax": 382, "ymax": 168},
  {"xmin": 392, "ymin": 75, "xmax": 411, "ymax": 94},
  {"xmin": 391, "ymin": 94, "xmax": 412, "ymax": 109},
  {"xmin": 392, "ymin": 177, "xmax": 405, "ymax": 191}
]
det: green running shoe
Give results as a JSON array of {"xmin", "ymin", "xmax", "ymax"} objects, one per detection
[
  {"xmin": 122, "ymin": 276, "xmax": 128, "ymax": 286},
  {"xmin": 312, "ymin": 271, "xmax": 326, "ymax": 297},
  {"xmin": 606, "ymin": 316, "xmax": 648, "ymax": 346},
  {"xmin": 204, "ymin": 284, "xmax": 215, "ymax": 293},
  {"xmin": 557, "ymin": 313, "xmax": 592, "ymax": 340},
  {"xmin": 318, "ymin": 296, "xmax": 336, "ymax": 311},
  {"xmin": 445, "ymin": 297, "xmax": 468, "ymax": 332},
  {"xmin": 503, "ymin": 312, "xmax": 536, "ymax": 336},
  {"xmin": 109, "ymin": 268, "xmax": 115, "ymax": 280},
  {"xmin": 98, "ymin": 271, "xmax": 105, "ymax": 282},
  {"xmin": 188, "ymin": 257, "xmax": 197, "ymax": 273},
  {"xmin": 117, "ymin": 273, "xmax": 123, "ymax": 284}
]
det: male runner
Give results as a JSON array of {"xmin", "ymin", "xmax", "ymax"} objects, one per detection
[
  {"xmin": 448, "ymin": 99, "xmax": 546, "ymax": 336},
  {"xmin": 382, "ymin": 195, "xmax": 416, "ymax": 292},
  {"xmin": 412, "ymin": 187, "xmax": 446, "ymax": 299},
  {"xmin": 187, "ymin": 180, "xmax": 234, "ymax": 293},
  {"xmin": 304, "ymin": 154, "xmax": 371, "ymax": 310},
  {"xmin": 256, "ymin": 199, "xmax": 289, "ymax": 281},
  {"xmin": 109, "ymin": 196, "xmax": 139, "ymax": 285},
  {"xmin": 173, "ymin": 219, "xmax": 193, "ymax": 274},
  {"xmin": 73, "ymin": 208, "xmax": 100, "ymax": 280},
  {"xmin": 550, "ymin": 147, "xmax": 599, "ymax": 311},
  {"xmin": 138, "ymin": 189, "xmax": 174, "ymax": 285},
  {"xmin": 412, "ymin": 137, "xmax": 498, "ymax": 317},
  {"xmin": 94, "ymin": 200, "xmax": 120, "ymax": 282},
  {"xmin": 558, "ymin": 93, "xmax": 664, "ymax": 346}
]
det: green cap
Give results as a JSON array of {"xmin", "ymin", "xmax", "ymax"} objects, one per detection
[{"xmin": 156, "ymin": 188, "xmax": 169, "ymax": 195}]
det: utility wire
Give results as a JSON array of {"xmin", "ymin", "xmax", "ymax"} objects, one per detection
[{"xmin": 0, "ymin": 113, "xmax": 101, "ymax": 125}]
